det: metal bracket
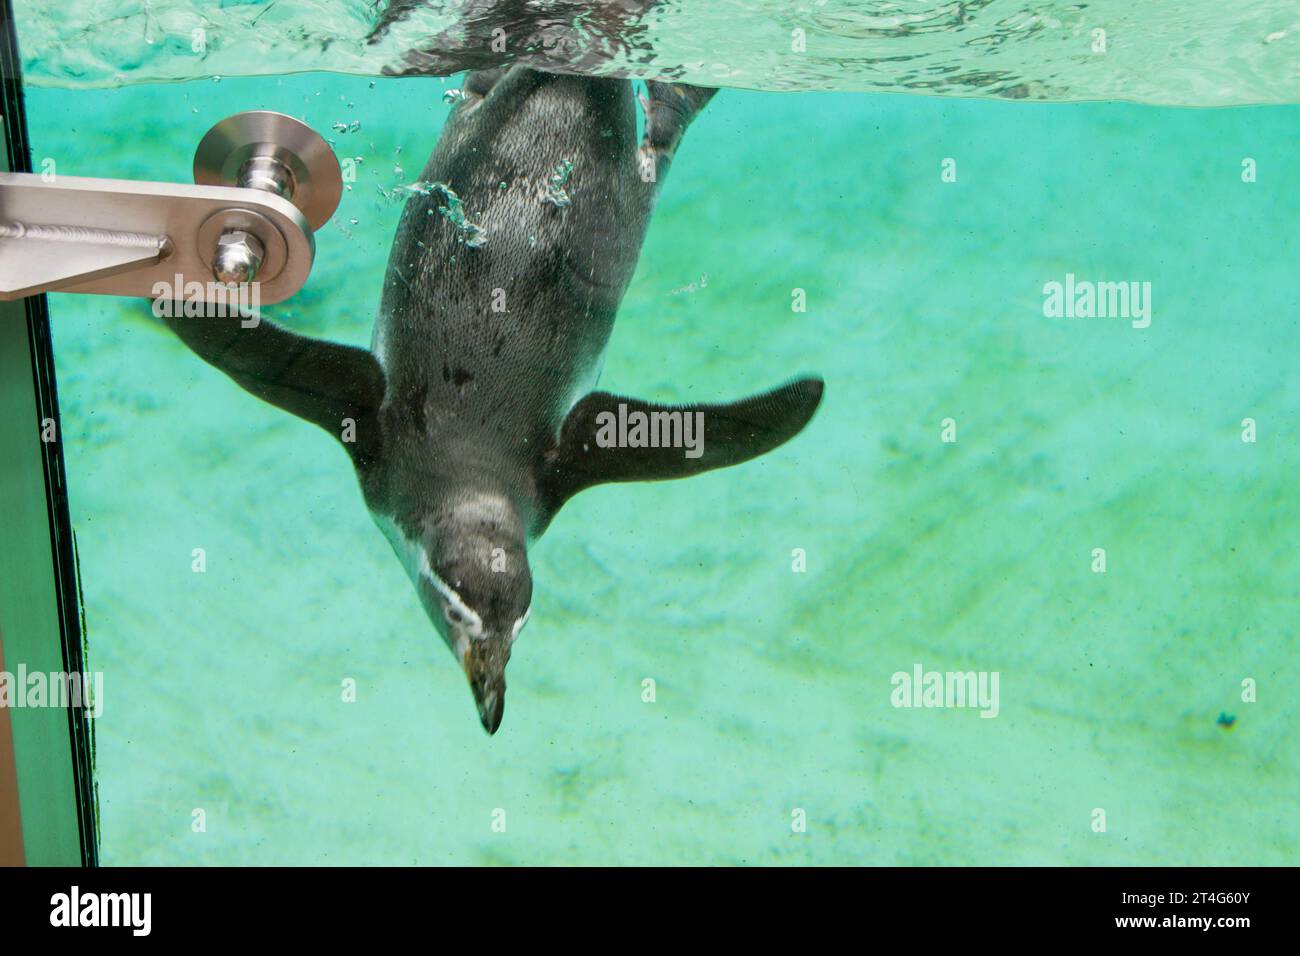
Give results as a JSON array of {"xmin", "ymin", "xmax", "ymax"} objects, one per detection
[{"xmin": 0, "ymin": 111, "xmax": 342, "ymax": 306}]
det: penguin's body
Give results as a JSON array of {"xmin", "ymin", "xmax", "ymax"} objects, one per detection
[
  {"xmin": 163, "ymin": 68, "xmax": 823, "ymax": 733},
  {"xmin": 371, "ymin": 68, "xmax": 650, "ymax": 541}
]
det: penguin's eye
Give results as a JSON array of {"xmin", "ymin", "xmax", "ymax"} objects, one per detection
[{"xmin": 426, "ymin": 572, "xmax": 484, "ymax": 637}]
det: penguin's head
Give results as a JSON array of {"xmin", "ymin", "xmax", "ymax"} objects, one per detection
[
  {"xmin": 372, "ymin": 491, "xmax": 532, "ymax": 734},
  {"xmin": 420, "ymin": 539, "xmax": 532, "ymax": 736}
]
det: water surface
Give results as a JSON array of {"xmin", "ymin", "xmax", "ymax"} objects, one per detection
[{"xmin": 17, "ymin": 0, "xmax": 1300, "ymax": 104}]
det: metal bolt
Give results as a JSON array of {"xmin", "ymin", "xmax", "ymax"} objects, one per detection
[
  {"xmin": 237, "ymin": 155, "xmax": 295, "ymax": 200},
  {"xmin": 212, "ymin": 230, "xmax": 265, "ymax": 285}
]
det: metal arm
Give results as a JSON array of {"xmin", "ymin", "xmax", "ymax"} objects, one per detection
[{"xmin": 0, "ymin": 111, "xmax": 342, "ymax": 306}]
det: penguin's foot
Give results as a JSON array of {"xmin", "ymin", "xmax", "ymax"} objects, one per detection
[
  {"xmin": 637, "ymin": 81, "xmax": 717, "ymax": 186},
  {"xmin": 460, "ymin": 66, "xmax": 511, "ymax": 109}
]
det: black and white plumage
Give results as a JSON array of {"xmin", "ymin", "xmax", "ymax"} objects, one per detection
[{"xmin": 162, "ymin": 67, "xmax": 823, "ymax": 733}]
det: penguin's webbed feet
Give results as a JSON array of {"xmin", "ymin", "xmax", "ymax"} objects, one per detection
[{"xmin": 637, "ymin": 81, "xmax": 717, "ymax": 185}]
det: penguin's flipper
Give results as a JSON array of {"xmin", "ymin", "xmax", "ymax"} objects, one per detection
[
  {"xmin": 638, "ymin": 81, "xmax": 717, "ymax": 188},
  {"xmin": 542, "ymin": 376, "xmax": 823, "ymax": 509},
  {"xmin": 161, "ymin": 313, "xmax": 386, "ymax": 463}
]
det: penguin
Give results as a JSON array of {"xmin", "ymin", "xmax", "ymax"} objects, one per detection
[{"xmin": 161, "ymin": 67, "xmax": 824, "ymax": 733}]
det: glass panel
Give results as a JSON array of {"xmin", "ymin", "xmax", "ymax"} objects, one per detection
[
  {"xmin": 12, "ymin": 4, "xmax": 1298, "ymax": 865},
  {"xmin": 1, "ymin": 0, "xmax": 97, "ymax": 865}
]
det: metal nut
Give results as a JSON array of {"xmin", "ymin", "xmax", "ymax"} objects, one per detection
[{"xmin": 212, "ymin": 229, "xmax": 265, "ymax": 285}]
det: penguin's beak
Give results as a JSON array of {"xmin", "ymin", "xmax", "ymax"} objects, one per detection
[
  {"xmin": 459, "ymin": 639, "xmax": 508, "ymax": 735},
  {"xmin": 470, "ymin": 674, "xmax": 506, "ymax": 735}
]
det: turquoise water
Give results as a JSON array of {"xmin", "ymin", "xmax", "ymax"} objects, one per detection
[
  {"xmin": 17, "ymin": 0, "xmax": 1300, "ymax": 104},
  {"xmin": 20, "ymin": 41, "xmax": 1300, "ymax": 862}
]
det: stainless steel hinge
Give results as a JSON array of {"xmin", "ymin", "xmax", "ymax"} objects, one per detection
[{"xmin": 0, "ymin": 111, "xmax": 342, "ymax": 306}]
